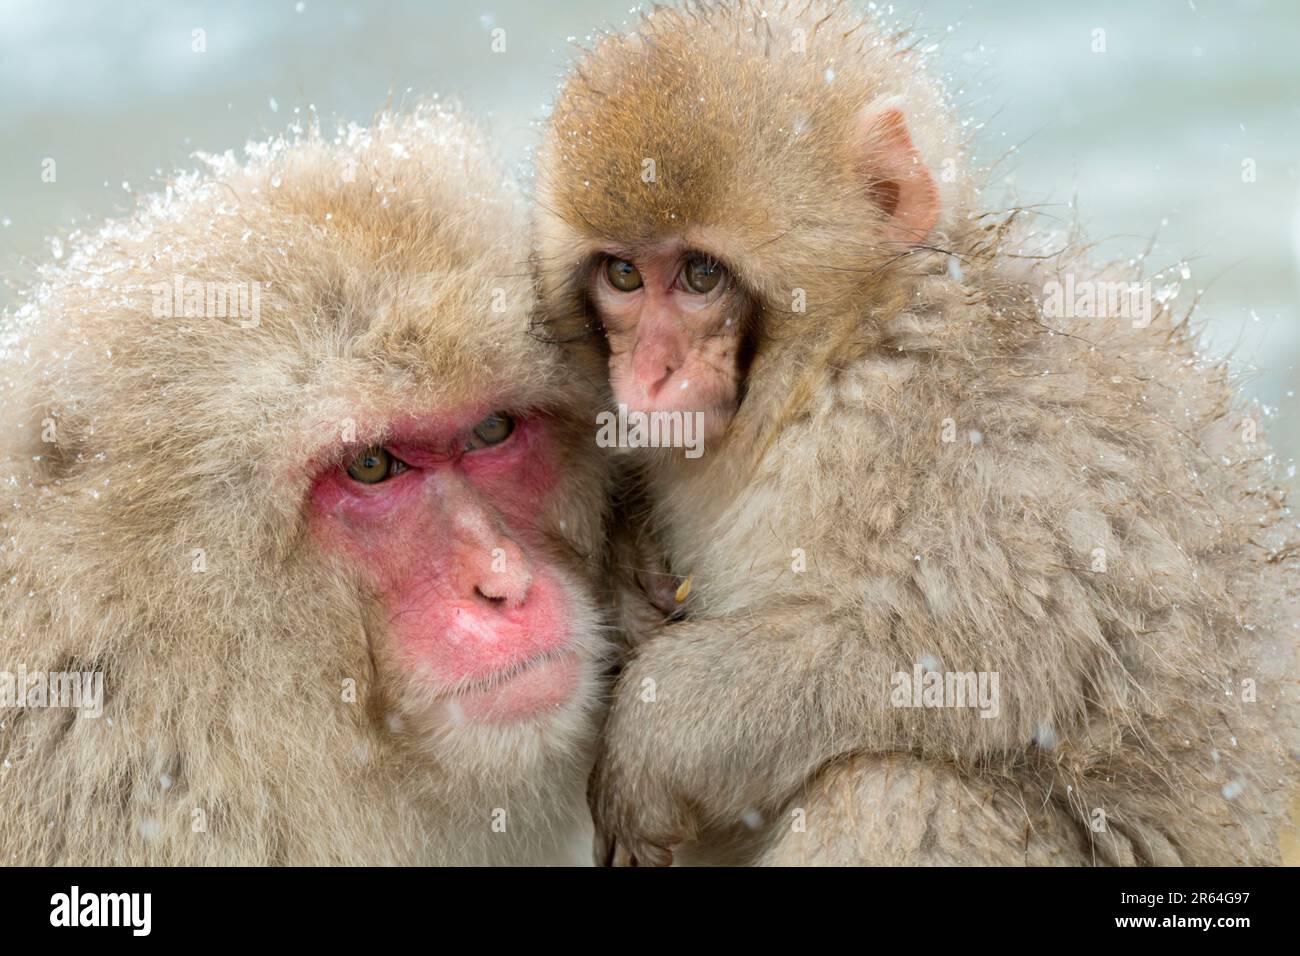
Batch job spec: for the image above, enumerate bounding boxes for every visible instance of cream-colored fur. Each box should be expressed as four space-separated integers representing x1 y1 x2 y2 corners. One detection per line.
0 105 610 864
534 1 1299 864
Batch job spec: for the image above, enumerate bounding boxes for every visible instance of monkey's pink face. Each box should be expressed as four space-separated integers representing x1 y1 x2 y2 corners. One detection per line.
590 244 745 441
307 407 590 726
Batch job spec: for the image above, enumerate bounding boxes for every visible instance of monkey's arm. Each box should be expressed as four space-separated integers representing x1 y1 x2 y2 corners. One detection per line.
590 610 911 866
756 754 1092 866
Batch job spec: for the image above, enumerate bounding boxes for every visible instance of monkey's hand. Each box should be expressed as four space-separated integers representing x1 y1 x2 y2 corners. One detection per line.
588 753 681 866
589 612 881 865
608 508 683 647
588 652 694 866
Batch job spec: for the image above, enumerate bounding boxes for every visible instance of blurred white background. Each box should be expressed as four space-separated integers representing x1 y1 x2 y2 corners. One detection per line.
1 0 1297 459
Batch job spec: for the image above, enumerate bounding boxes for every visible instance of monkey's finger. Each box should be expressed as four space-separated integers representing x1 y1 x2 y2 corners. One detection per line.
618 834 674 867
611 840 635 867
635 840 674 868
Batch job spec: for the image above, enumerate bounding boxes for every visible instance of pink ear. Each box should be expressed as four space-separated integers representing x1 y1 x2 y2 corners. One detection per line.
855 106 941 244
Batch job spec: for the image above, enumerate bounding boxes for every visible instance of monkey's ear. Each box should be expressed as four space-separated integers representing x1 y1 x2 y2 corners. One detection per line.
852 106 941 245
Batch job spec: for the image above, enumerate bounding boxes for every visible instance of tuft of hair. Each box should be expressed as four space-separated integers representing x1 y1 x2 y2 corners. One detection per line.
0 103 607 864
534 0 966 348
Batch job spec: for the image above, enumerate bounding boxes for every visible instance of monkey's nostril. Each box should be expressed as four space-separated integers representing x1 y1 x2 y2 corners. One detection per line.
473 567 533 609
646 366 675 398
474 585 508 606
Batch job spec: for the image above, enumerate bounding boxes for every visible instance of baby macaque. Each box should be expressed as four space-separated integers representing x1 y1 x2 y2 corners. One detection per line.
0 105 613 864
534 0 1299 865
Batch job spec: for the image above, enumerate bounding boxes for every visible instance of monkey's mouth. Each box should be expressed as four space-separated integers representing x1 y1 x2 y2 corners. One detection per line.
448 649 582 724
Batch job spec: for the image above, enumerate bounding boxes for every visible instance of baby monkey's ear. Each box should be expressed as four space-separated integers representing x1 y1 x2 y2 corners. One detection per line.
851 105 941 245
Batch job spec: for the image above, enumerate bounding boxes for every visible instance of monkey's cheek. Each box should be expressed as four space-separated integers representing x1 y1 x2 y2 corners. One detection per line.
699 403 739 442
454 651 583 724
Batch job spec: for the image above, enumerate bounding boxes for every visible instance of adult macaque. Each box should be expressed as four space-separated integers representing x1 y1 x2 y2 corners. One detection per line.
534 1 1299 865
0 106 611 864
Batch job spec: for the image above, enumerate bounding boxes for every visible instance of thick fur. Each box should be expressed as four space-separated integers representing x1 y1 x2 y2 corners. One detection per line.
534 0 1299 865
0 105 611 864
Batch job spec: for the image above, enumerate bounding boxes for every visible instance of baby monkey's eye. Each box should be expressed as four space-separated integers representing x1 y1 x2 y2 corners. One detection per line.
681 255 726 294
346 447 407 484
465 411 515 451
605 257 644 292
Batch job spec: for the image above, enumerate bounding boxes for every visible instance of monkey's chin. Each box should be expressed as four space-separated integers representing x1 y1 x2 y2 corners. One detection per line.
448 650 583 725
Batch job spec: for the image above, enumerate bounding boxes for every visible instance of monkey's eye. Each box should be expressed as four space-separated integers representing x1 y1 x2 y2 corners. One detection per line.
681 255 726 295
345 446 406 484
605 257 644 292
465 412 515 451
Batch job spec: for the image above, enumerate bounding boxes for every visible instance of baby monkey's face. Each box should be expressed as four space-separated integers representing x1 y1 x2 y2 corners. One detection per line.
588 241 747 442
